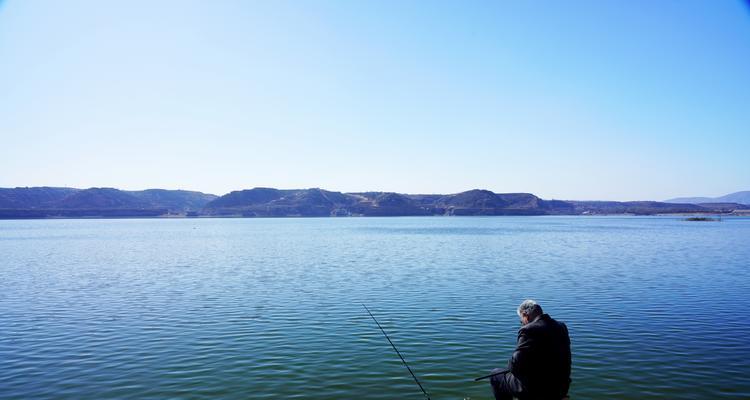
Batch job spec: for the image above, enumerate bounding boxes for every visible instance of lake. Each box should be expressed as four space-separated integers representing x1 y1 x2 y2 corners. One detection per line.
1 216 749 399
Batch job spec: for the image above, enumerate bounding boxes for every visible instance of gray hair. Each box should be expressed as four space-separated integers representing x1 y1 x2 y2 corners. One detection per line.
517 299 543 319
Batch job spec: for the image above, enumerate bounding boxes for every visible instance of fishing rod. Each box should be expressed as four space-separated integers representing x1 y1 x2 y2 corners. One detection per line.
362 304 431 400
474 368 509 381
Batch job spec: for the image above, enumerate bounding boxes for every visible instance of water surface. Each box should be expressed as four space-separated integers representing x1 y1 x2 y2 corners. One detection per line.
1 216 749 399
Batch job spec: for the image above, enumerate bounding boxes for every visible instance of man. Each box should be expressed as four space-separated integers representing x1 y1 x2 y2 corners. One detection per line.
490 300 571 400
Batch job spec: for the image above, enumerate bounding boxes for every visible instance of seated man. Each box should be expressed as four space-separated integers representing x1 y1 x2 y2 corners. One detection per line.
490 300 571 400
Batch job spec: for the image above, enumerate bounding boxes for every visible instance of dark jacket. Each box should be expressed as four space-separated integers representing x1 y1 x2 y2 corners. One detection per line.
508 313 571 399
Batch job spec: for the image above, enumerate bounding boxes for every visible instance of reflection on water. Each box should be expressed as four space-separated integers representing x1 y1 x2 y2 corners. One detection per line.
1 216 749 399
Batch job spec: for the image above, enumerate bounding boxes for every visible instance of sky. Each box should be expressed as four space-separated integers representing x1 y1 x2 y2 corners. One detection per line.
1 1 749 200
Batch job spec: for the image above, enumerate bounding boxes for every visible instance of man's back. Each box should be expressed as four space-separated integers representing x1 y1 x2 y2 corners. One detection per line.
509 313 571 399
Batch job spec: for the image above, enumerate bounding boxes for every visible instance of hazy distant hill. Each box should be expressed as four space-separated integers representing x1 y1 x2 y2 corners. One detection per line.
666 191 750 205
0 187 217 218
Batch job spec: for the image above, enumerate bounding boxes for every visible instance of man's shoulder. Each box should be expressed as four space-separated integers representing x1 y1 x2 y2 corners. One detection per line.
520 314 567 336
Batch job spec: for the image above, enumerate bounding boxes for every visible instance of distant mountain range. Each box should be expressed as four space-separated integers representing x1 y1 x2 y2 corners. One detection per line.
1 186 748 219
665 191 750 205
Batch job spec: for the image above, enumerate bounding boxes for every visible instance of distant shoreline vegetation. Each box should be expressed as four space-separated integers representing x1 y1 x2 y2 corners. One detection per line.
0 187 748 219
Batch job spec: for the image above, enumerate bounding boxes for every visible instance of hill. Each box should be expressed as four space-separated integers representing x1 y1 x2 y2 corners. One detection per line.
56 188 150 209
204 188 584 217
127 189 218 212
666 191 750 205
0 187 78 208
568 201 707 215
1 186 744 218
0 187 217 218
204 188 361 217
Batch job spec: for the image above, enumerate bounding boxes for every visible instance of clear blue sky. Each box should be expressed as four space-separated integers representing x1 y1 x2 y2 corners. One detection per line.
1 1 748 200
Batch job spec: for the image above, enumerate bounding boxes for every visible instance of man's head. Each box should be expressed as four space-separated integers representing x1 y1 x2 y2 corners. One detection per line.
517 299 543 326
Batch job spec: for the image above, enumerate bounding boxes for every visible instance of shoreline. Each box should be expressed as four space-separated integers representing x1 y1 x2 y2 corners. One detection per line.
0 212 747 221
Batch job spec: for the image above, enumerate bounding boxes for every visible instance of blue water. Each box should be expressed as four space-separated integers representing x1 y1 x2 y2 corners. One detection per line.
1 216 749 399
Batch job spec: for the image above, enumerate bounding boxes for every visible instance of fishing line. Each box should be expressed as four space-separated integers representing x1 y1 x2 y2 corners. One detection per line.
363 304 431 400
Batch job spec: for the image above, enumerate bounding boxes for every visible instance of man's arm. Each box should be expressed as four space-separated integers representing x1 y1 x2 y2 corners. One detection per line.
561 322 572 394
508 328 534 380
